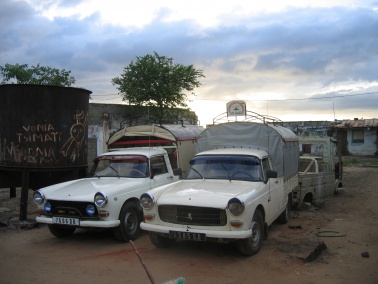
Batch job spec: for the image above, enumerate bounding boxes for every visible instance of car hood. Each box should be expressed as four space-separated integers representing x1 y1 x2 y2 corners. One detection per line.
40 177 149 202
156 179 265 208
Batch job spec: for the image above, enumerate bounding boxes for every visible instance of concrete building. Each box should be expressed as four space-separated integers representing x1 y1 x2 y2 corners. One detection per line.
331 118 378 156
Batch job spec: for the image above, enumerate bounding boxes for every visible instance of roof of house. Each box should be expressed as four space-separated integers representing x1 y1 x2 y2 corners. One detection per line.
332 118 378 128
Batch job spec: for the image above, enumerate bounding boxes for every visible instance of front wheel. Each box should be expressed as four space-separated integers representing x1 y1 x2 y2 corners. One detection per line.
113 202 142 242
149 232 176 248
48 225 76 238
236 210 264 256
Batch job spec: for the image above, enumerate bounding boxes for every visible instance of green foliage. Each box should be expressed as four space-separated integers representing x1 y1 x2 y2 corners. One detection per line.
112 52 204 123
0 63 75 86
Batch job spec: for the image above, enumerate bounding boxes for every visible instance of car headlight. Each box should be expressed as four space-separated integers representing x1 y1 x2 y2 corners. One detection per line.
33 190 45 205
86 204 96 215
44 202 52 212
140 193 154 209
94 192 108 208
227 198 245 216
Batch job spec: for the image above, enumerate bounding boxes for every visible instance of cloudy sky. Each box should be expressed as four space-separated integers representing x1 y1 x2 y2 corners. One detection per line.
1 0 378 126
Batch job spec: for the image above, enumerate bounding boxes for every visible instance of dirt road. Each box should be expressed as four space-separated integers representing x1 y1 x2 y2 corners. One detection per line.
1 166 378 284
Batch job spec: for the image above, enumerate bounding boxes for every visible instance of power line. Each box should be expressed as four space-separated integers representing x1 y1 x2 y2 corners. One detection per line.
190 91 378 102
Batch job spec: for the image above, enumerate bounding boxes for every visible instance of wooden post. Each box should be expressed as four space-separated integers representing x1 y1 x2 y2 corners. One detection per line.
19 169 30 221
10 187 16 198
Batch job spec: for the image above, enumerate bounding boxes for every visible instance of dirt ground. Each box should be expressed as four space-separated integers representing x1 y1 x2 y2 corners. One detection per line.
1 164 378 284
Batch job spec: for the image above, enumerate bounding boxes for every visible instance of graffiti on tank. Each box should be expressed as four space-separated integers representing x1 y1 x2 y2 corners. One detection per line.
5 110 87 165
60 110 88 162
7 124 62 164
16 124 62 143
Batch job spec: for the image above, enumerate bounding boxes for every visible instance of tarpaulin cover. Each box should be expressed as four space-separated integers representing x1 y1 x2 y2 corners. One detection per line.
196 122 299 178
108 124 204 145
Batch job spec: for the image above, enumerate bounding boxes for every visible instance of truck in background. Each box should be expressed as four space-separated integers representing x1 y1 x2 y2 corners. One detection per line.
140 121 300 256
292 136 343 208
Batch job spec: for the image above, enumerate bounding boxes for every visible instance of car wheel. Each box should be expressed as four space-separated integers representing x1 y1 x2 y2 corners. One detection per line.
277 194 291 224
149 232 176 248
48 225 76 238
236 209 264 256
113 202 142 242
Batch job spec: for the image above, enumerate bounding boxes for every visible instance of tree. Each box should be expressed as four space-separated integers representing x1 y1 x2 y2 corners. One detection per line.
0 63 75 86
112 52 204 124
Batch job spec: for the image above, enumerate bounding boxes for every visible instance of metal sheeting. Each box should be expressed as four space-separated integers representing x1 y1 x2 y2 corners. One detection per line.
196 122 299 178
108 124 204 145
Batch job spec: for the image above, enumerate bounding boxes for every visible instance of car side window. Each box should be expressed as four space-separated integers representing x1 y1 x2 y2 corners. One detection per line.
150 155 168 176
262 158 271 171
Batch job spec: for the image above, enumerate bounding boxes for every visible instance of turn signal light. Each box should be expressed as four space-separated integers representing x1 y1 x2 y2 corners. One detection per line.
230 220 243 228
99 210 109 218
143 213 155 221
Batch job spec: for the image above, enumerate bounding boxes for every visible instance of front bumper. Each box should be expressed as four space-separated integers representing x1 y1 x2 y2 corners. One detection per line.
36 216 120 228
140 222 252 239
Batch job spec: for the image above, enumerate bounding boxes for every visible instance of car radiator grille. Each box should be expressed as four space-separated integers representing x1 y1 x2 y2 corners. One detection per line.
158 205 227 226
46 200 99 219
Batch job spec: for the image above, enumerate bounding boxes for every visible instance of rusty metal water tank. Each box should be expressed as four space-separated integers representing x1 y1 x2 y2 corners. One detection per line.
0 85 92 221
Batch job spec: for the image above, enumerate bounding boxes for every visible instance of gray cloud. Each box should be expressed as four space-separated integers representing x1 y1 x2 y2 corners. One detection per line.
1 0 377 122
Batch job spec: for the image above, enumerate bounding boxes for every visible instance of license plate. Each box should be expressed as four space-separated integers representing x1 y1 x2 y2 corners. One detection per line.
169 230 206 241
52 217 80 226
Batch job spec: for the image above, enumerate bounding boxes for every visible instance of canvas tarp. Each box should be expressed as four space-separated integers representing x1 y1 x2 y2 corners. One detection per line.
196 122 299 178
108 124 204 146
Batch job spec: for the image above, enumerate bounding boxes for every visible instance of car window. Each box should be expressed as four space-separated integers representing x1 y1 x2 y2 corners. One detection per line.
94 155 148 178
186 155 262 182
150 155 168 176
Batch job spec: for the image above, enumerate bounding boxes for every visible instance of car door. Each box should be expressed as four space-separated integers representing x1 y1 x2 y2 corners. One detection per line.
149 154 175 189
263 157 282 224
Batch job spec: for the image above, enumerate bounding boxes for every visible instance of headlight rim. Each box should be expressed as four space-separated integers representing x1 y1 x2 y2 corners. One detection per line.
33 190 45 205
94 192 108 208
140 193 154 210
227 197 245 216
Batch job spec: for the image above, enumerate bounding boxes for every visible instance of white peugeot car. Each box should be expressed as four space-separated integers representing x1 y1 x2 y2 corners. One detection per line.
33 148 181 241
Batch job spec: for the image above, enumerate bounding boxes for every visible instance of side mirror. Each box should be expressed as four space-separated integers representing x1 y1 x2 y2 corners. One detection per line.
150 165 160 179
150 168 155 179
173 168 182 177
265 170 277 183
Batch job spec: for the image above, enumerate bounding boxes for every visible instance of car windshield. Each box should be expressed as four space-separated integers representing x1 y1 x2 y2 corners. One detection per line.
93 155 148 178
185 155 263 182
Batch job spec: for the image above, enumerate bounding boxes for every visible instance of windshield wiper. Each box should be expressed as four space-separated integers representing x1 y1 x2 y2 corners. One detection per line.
220 163 231 182
108 165 120 178
190 166 204 179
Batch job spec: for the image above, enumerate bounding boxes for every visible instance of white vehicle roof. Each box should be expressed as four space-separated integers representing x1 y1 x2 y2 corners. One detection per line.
99 147 166 158
195 148 268 160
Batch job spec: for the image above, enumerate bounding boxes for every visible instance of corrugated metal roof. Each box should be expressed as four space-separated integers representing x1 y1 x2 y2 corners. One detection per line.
333 118 378 128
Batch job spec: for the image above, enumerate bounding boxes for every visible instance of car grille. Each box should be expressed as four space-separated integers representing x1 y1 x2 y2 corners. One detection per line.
158 205 227 226
46 200 99 219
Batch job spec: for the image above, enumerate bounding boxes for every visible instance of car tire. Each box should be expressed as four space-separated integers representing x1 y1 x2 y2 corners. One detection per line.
236 209 264 256
113 201 142 242
48 225 76 238
277 194 291 224
149 232 176 248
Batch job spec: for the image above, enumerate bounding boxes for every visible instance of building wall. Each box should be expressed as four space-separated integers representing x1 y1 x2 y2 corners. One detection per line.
281 121 333 136
347 129 377 155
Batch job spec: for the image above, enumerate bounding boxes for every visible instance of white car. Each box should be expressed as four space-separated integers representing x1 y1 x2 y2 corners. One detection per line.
33 148 181 241
140 148 293 256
